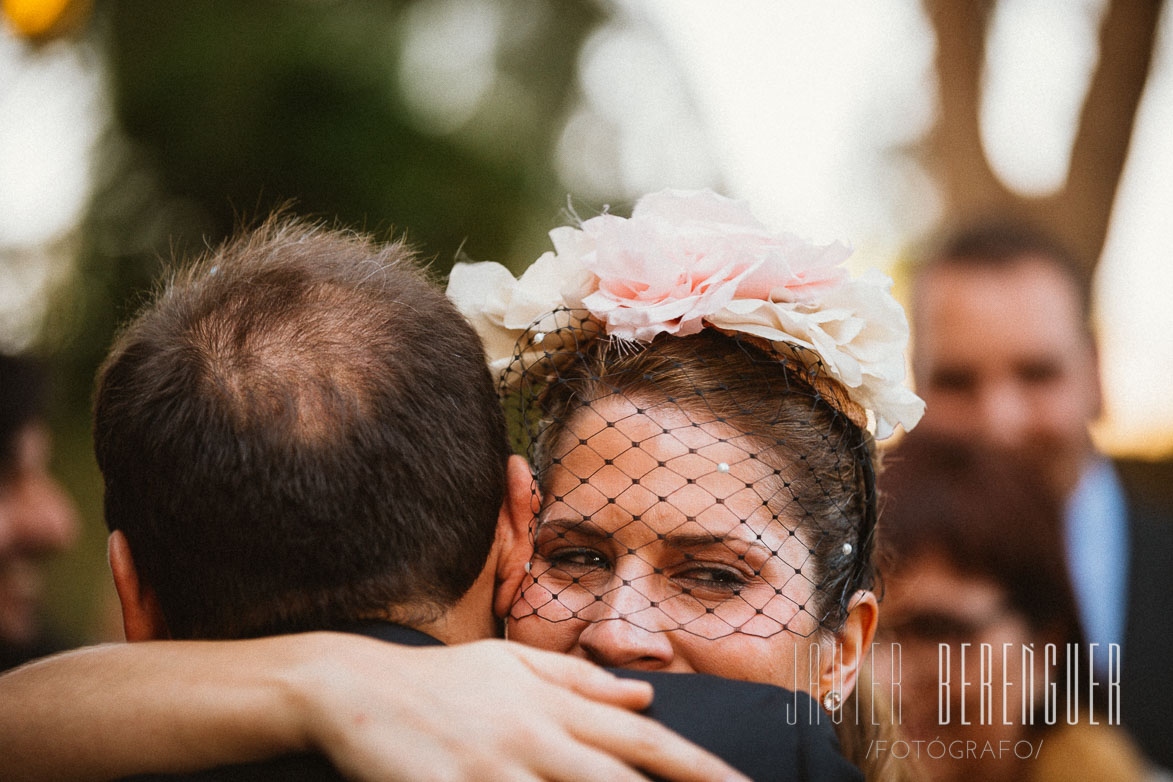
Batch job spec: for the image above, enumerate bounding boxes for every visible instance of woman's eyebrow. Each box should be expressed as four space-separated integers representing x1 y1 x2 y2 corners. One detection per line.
659 530 774 559
535 517 611 539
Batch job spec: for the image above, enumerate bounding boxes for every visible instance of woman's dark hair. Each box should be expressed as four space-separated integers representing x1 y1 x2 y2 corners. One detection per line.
878 432 1081 641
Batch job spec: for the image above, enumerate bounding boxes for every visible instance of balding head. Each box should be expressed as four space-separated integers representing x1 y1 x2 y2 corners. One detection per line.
95 218 510 639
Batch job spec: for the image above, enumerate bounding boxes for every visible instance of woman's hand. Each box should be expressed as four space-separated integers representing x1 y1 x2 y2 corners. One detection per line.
288 634 747 782
0 634 748 782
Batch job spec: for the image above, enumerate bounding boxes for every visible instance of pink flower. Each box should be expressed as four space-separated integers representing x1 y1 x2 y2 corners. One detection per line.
445 188 924 439
570 190 849 341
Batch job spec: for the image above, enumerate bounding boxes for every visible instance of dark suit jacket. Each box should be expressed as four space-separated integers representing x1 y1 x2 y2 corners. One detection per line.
124 621 862 782
616 668 863 782
0 630 69 674
1116 460 1173 768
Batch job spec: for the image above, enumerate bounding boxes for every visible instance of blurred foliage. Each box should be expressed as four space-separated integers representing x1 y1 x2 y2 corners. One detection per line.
38 0 618 641
54 0 611 406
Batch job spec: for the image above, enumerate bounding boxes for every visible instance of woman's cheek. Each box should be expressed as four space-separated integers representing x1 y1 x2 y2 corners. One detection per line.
506 614 582 654
684 633 813 692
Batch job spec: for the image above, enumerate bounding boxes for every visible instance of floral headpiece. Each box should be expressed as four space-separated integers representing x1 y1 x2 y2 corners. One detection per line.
447 188 923 439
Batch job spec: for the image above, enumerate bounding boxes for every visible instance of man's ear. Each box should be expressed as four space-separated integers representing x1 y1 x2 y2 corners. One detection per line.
493 455 538 620
818 590 879 705
107 530 169 641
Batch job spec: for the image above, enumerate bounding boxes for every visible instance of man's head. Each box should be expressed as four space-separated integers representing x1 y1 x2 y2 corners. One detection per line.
96 218 529 641
0 354 79 649
911 222 1101 499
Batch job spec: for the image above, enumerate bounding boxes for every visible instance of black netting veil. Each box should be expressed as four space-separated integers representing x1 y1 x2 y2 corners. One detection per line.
504 308 878 642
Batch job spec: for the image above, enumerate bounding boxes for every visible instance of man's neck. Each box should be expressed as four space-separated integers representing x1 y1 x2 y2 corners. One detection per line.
412 603 496 645
400 562 500 645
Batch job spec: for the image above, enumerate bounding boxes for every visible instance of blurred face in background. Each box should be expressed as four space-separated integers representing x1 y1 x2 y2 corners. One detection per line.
912 256 1101 499
0 422 79 645
874 552 1047 782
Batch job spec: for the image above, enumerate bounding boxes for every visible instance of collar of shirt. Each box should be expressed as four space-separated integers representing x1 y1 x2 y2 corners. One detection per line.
1064 457 1129 661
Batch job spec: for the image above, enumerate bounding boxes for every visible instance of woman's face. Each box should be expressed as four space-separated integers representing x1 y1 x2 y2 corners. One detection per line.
506 395 834 693
873 554 1040 782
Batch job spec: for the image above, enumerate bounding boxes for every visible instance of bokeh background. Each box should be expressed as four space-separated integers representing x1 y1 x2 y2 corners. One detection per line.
2 0 1171 645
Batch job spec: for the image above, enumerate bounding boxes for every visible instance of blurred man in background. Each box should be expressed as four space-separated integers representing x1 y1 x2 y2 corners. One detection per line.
909 222 1173 767
0 353 79 671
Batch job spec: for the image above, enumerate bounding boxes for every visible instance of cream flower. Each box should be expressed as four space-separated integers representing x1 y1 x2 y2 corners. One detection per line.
446 252 593 378
446 189 923 439
706 270 923 439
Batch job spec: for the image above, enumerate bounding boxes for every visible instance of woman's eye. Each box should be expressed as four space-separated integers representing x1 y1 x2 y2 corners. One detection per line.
674 566 748 592
547 548 609 571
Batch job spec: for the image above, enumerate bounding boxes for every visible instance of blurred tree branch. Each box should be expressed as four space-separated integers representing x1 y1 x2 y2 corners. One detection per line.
923 0 1163 275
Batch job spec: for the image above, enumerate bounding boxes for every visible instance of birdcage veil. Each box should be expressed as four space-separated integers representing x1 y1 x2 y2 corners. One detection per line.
496 308 877 639
447 189 922 642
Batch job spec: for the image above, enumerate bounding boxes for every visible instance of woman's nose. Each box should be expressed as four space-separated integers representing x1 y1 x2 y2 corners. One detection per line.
576 577 675 669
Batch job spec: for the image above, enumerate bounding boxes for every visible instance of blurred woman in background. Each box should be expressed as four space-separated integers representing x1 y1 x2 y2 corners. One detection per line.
874 433 1162 782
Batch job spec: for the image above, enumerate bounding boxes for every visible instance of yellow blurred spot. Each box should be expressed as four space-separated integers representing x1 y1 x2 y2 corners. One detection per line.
3 0 89 40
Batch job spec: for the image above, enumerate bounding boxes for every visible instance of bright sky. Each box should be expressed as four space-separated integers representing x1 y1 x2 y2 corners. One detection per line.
1 0 1170 454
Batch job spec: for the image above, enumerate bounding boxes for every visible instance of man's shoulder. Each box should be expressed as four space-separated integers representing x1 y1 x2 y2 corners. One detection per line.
614 670 863 782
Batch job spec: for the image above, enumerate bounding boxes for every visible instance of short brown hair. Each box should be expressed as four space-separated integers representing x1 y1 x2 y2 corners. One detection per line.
878 432 1079 639
917 219 1092 324
94 217 510 639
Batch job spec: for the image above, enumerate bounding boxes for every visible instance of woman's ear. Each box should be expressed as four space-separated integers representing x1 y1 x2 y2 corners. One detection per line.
107 530 169 641
493 455 538 619
818 589 879 705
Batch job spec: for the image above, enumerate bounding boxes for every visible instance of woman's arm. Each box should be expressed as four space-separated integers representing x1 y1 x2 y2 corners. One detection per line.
0 634 746 782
